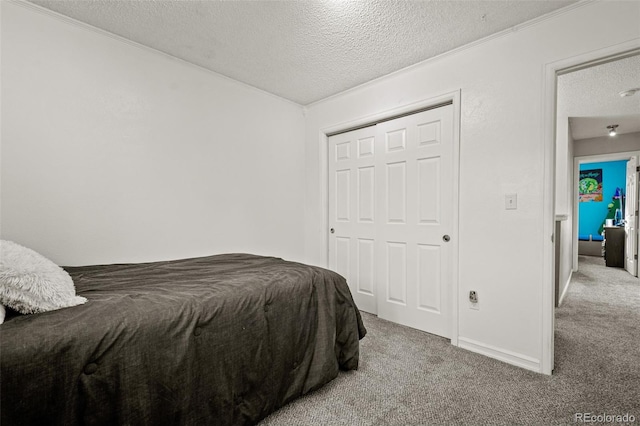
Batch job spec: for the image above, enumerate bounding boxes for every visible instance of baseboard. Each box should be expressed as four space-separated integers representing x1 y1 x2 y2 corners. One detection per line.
558 270 573 307
458 337 541 373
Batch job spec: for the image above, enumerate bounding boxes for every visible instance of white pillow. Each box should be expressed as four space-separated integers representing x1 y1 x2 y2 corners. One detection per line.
0 240 87 315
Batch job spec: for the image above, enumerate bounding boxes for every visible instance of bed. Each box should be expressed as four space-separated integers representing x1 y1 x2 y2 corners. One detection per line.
578 233 604 257
0 252 366 426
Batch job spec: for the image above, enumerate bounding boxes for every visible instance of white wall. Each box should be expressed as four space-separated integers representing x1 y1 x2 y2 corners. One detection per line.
303 1 640 371
1 2 306 266
557 122 574 305
556 119 571 215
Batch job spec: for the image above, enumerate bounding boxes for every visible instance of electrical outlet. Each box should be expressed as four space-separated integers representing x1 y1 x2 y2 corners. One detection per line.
469 290 479 310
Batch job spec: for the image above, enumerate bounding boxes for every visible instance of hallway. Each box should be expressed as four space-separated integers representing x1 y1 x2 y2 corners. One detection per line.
554 255 640 417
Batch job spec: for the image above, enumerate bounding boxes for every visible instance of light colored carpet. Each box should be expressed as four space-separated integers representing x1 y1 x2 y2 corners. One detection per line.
260 256 640 425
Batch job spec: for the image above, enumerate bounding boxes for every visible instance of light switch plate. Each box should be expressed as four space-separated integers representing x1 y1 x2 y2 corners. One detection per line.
505 193 517 210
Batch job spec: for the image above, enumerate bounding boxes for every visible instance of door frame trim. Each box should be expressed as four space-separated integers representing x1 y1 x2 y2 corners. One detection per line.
319 90 461 346
542 40 640 375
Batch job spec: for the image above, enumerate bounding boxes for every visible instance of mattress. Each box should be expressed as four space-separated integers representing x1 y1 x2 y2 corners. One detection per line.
0 253 366 425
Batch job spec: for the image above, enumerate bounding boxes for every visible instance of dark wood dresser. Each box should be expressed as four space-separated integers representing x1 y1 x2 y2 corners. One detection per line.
604 226 625 268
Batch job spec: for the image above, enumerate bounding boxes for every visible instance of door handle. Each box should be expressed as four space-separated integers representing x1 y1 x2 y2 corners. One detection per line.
330 228 335 234
443 235 450 242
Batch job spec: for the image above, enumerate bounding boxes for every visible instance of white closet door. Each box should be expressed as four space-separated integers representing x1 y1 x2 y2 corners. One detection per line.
375 105 454 338
625 157 637 276
328 104 455 338
328 126 378 314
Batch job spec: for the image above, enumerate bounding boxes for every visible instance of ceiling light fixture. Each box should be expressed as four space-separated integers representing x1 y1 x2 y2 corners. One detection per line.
619 88 640 97
607 124 619 137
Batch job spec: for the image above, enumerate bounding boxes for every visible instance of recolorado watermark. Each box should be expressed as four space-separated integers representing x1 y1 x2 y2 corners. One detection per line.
575 413 636 423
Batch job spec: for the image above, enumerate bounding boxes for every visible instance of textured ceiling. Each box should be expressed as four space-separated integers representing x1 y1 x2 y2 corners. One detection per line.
558 54 640 141
28 0 576 105
569 115 640 141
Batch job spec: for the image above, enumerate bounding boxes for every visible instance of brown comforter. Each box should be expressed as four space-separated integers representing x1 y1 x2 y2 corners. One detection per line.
0 253 366 425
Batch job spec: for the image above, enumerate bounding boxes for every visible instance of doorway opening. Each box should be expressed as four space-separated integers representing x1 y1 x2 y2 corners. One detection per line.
549 49 640 374
575 154 640 278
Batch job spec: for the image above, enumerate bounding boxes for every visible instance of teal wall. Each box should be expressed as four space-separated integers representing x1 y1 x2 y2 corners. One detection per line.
579 160 626 237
